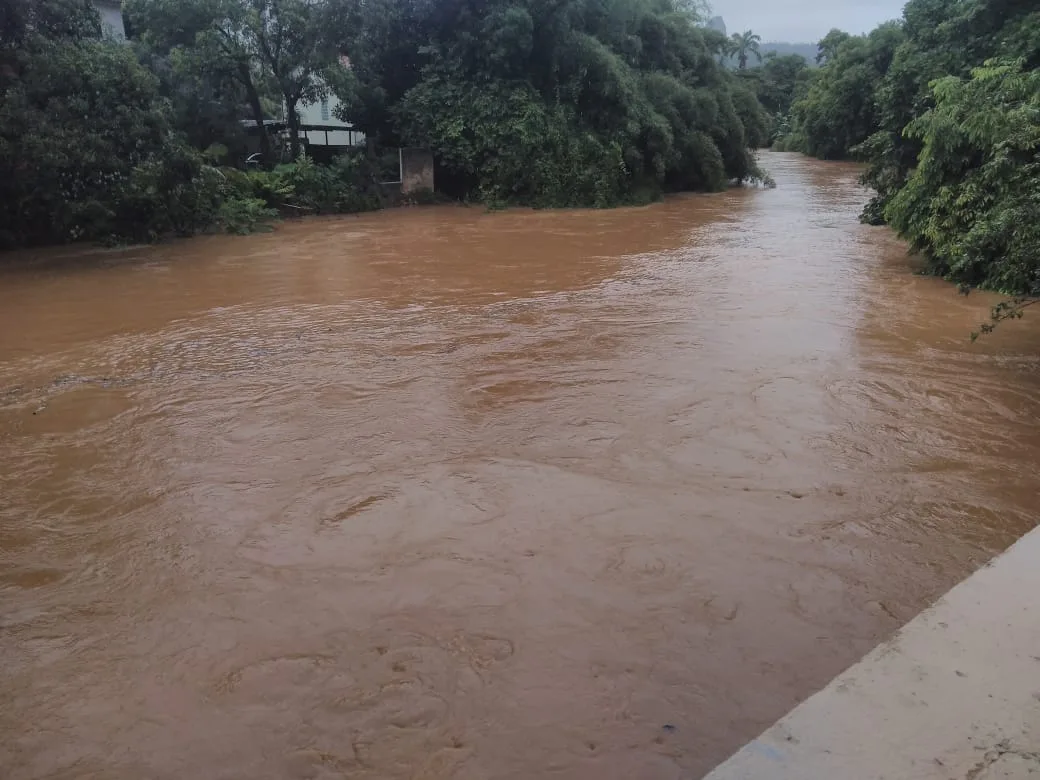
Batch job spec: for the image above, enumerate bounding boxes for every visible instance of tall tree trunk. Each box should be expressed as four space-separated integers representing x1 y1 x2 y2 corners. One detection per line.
240 64 272 162
286 96 302 160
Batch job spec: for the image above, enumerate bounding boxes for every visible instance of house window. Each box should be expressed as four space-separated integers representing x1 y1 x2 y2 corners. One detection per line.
320 99 330 121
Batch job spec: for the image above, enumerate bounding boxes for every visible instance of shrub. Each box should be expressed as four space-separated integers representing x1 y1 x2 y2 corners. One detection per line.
0 33 223 246
217 197 278 235
241 154 381 215
240 169 296 209
886 61 1040 296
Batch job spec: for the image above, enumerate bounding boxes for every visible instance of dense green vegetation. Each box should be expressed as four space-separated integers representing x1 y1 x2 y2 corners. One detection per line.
335 0 771 206
6 0 1036 325
1 0 216 246
734 52 811 142
0 0 772 247
0 0 377 246
776 0 1040 305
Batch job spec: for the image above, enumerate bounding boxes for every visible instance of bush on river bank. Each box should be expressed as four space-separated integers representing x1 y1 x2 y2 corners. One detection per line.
0 3 217 247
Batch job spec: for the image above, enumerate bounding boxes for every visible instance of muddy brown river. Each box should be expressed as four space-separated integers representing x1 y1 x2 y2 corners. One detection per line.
2 152 1039 779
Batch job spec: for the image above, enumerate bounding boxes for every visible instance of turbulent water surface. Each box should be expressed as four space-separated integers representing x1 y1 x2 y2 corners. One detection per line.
2 152 1039 779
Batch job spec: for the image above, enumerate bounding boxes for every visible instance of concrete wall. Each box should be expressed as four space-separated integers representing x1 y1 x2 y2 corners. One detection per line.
400 148 434 194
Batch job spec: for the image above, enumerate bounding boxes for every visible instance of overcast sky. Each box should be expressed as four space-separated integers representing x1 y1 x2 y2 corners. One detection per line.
712 0 906 42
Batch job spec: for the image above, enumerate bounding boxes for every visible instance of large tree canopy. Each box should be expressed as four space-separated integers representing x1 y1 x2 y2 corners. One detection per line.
338 0 769 205
887 61 1040 295
126 0 351 159
0 0 220 246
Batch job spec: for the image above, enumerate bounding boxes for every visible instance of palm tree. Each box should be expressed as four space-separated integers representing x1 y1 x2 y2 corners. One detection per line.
706 30 736 65
731 30 762 70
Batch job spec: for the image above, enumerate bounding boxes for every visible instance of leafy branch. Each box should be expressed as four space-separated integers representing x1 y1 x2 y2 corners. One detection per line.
970 296 1040 342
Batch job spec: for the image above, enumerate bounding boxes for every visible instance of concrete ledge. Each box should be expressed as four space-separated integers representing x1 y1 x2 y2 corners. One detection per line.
704 526 1040 780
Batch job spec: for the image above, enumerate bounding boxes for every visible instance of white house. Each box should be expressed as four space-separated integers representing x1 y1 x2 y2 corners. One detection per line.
93 0 126 40
295 93 365 148
291 57 365 149
89 2 361 151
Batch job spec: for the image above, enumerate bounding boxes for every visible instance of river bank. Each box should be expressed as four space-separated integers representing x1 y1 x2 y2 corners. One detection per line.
0 179 742 270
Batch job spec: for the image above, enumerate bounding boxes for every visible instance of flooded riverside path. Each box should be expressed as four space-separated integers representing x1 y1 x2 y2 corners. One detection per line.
2 152 1040 780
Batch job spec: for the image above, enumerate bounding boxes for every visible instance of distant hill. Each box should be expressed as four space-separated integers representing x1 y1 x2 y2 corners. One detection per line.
760 42 818 63
704 17 818 67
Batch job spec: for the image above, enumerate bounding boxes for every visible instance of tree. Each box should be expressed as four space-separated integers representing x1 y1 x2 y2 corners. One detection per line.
730 29 761 69
243 0 349 158
0 0 220 246
376 0 769 204
859 0 1039 223
322 0 433 149
774 0 1040 325
783 22 904 159
886 60 1040 296
2 0 780 249
124 2 252 160
815 28 850 64
0 0 101 56
127 0 350 160
674 0 711 16
126 0 276 160
755 53 810 115
702 28 734 65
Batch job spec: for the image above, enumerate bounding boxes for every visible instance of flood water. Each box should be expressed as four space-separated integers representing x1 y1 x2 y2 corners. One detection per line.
2 152 1039 780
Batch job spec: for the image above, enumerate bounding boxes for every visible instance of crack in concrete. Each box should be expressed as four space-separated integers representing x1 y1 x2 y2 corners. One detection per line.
963 741 1040 780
